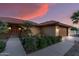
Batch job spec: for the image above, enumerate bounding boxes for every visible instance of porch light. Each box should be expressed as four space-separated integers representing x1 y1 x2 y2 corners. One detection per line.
18 28 21 30
56 27 59 36
8 27 11 30
56 27 59 33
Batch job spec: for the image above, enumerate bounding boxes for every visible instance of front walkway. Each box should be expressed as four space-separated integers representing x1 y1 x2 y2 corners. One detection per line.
0 36 26 56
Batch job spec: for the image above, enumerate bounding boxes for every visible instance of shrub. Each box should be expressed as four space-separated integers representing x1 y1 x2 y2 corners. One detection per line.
20 35 62 54
24 36 37 53
36 36 48 49
44 36 52 45
51 36 62 43
56 36 62 42
0 21 9 33
36 36 62 49
24 37 33 51
21 38 25 45
0 41 5 52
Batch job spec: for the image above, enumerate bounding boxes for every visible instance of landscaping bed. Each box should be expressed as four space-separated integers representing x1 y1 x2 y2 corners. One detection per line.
0 32 10 41
19 36 62 54
0 32 10 53
0 40 6 53
0 21 10 53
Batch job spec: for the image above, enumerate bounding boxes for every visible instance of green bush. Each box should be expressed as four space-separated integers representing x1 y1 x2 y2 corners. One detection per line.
0 21 9 33
50 36 62 43
44 36 52 45
51 36 56 43
36 36 48 49
0 41 5 52
21 38 25 45
56 36 62 42
20 35 62 54
24 37 33 51
24 36 37 53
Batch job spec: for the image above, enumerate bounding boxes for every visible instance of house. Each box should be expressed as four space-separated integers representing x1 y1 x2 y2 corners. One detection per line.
0 17 72 37
30 20 72 37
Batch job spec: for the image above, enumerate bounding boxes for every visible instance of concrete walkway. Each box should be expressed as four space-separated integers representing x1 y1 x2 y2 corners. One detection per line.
28 37 79 56
0 37 26 56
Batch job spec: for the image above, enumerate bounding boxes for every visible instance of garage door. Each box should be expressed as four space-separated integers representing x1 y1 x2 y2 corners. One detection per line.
59 27 68 36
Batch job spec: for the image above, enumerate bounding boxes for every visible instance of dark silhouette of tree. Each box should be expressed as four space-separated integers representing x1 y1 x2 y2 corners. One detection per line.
71 11 79 35
22 21 37 37
0 21 8 33
71 11 79 24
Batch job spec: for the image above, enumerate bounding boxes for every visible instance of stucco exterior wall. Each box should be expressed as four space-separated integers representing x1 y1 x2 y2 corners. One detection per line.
30 25 70 37
68 28 72 36
30 26 40 36
40 26 56 36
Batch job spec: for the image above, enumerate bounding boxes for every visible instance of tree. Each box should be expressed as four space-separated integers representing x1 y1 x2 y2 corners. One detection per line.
0 21 8 33
22 21 37 37
71 11 79 35
71 11 79 24
71 27 78 34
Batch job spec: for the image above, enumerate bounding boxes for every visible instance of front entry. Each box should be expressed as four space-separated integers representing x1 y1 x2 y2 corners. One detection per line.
9 23 21 37
11 27 19 37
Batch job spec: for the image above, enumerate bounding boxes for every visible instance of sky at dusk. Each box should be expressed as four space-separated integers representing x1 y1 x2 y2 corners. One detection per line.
0 3 79 27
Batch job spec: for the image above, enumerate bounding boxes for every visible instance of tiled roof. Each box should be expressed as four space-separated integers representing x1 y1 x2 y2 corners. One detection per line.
39 20 58 26
0 17 72 27
38 20 72 27
0 17 24 23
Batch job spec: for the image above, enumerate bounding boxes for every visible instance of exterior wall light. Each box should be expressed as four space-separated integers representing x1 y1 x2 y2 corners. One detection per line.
56 28 59 33
56 26 59 36
8 27 11 30
18 28 21 30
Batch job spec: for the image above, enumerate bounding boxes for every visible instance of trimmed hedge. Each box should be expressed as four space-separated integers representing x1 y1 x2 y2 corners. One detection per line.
0 41 6 52
20 36 62 54
36 37 48 49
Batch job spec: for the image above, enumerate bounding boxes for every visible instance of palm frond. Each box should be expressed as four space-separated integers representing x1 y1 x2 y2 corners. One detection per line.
71 10 79 24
